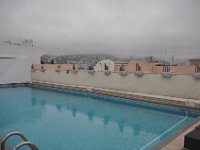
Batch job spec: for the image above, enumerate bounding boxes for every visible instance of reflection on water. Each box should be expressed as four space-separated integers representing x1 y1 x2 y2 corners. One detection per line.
72 107 77 117
56 104 62 112
31 89 132 133
30 88 191 136
103 115 110 126
87 111 94 121
31 96 46 108
41 100 46 108
31 97 36 106
118 120 125 133
133 124 140 136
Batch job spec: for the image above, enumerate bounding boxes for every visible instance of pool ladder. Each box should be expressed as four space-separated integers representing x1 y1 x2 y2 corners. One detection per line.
0 131 39 150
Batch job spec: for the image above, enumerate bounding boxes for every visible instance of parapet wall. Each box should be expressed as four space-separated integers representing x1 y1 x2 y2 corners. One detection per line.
0 56 31 84
32 70 200 100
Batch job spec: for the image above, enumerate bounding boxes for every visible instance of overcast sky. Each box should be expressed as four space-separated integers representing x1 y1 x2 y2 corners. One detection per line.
0 0 200 58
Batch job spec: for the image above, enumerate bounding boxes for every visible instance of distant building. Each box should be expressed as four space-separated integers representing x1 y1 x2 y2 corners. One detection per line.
37 56 200 74
80 64 90 70
125 59 196 74
94 59 115 72
126 60 160 73
114 61 129 72
32 64 80 70
189 58 200 65
48 56 57 64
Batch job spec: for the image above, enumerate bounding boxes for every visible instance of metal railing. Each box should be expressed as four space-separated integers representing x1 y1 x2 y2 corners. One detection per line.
1 131 38 150
13 141 38 150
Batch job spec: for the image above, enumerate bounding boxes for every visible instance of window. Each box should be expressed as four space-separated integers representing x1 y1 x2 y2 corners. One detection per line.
119 65 125 71
195 64 200 73
105 64 109 70
136 63 141 71
163 64 170 72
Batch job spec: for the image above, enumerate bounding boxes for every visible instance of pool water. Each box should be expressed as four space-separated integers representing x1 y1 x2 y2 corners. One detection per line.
0 86 200 150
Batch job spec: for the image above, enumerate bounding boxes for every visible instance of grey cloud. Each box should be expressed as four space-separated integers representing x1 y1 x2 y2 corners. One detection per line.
0 0 200 58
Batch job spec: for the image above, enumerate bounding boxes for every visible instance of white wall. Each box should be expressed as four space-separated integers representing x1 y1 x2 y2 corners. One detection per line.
32 70 200 100
0 44 43 84
0 56 31 84
94 59 115 72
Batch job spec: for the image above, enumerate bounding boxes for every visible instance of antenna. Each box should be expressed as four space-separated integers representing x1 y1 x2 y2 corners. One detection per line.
18 33 21 45
171 56 174 65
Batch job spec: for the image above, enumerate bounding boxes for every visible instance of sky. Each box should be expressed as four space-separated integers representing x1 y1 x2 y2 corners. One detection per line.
0 0 200 58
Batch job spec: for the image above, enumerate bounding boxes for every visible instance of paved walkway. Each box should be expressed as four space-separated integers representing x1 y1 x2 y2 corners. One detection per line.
161 119 200 150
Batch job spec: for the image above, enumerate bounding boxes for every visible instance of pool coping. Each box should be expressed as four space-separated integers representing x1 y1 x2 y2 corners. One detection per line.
152 116 200 150
31 81 200 110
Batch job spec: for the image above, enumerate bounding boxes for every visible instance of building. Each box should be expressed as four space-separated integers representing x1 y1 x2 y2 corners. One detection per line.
94 60 130 72
114 61 129 72
94 59 115 72
94 59 196 74
0 43 43 84
32 64 80 70
189 58 200 65
126 59 196 74
126 60 160 73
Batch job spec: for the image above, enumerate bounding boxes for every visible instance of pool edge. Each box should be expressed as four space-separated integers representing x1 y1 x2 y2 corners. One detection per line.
157 116 200 150
31 81 200 110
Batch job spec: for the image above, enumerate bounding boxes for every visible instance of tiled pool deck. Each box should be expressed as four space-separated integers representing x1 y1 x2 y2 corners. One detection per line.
161 118 200 150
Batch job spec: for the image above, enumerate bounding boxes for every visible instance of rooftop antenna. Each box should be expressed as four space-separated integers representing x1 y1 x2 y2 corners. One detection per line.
171 55 174 65
18 33 21 45
163 48 166 64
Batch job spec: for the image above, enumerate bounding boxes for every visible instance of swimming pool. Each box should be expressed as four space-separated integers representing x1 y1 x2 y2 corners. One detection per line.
0 85 200 150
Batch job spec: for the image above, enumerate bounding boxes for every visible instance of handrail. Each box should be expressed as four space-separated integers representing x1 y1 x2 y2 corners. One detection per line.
0 131 38 150
13 141 38 150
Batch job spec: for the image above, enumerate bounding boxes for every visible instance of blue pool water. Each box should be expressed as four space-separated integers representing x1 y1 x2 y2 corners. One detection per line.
0 86 200 150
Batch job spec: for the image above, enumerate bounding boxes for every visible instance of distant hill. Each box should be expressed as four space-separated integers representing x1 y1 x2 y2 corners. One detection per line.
41 54 189 66
41 54 120 66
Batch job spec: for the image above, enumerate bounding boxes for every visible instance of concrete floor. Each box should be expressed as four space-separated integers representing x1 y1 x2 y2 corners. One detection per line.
161 119 200 150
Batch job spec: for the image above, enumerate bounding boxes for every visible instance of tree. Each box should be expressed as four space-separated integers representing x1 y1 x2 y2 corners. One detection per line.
88 66 94 70
41 59 45 64
51 60 54 64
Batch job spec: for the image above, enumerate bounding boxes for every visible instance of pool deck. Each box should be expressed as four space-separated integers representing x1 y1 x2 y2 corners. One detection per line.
161 118 200 150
